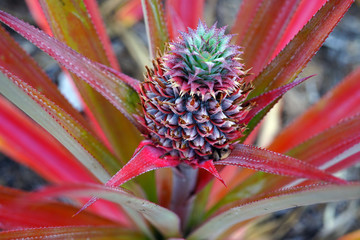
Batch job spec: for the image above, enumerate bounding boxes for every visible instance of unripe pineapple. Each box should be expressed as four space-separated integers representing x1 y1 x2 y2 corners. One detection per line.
140 22 252 164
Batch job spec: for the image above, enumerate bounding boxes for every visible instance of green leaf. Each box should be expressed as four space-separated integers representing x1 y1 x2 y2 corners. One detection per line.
141 0 169 57
0 72 112 183
212 114 360 212
188 183 360 240
31 183 182 238
37 0 143 161
0 24 89 130
0 95 97 184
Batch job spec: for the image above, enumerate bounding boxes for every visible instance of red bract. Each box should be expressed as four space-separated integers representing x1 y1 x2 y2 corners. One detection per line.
0 0 359 239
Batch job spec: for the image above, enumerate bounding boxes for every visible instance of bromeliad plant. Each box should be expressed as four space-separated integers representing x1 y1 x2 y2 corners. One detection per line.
0 0 359 239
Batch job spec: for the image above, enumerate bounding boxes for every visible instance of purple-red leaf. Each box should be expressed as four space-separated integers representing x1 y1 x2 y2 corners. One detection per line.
83 0 121 71
0 73 115 182
215 144 346 184
243 75 312 125
0 10 145 137
0 186 118 229
231 0 302 80
0 25 89 129
0 95 96 184
36 0 142 160
271 0 327 59
141 0 169 57
198 161 225 186
79 142 180 213
249 0 354 98
269 67 360 153
166 0 204 39
287 114 360 169
0 226 143 240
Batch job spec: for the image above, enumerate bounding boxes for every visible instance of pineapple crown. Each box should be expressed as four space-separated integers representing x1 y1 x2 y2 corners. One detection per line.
140 21 252 163
164 21 247 97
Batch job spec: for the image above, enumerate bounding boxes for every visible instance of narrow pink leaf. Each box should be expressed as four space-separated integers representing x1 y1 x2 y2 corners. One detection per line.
106 143 180 188
166 0 204 39
230 0 263 45
37 0 142 160
249 0 354 98
165 3 186 40
141 0 169 57
232 0 302 81
211 115 360 211
25 0 52 34
198 161 225 186
243 75 312 126
0 96 96 184
0 10 145 133
287 114 360 168
0 186 118 229
30 183 181 238
269 67 360 153
0 226 143 240
271 0 327 59
83 0 121 71
215 144 346 184
1 72 116 182
96 62 142 93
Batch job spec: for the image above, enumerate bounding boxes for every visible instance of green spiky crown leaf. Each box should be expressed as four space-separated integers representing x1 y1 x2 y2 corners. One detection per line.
140 22 252 163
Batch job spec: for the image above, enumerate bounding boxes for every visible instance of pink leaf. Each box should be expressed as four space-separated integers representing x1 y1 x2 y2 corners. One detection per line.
31 183 181 238
24 0 52 35
106 143 180 188
215 144 346 184
83 0 121 71
166 0 204 39
79 142 181 213
271 0 327 59
141 0 169 57
198 161 225 187
0 10 145 133
232 0 302 80
0 186 119 229
0 96 96 184
243 75 313 124
0 226 143 239
269 67 360 153
287 114 360 169
249 0 354 98
0 25 89 129
189 183 360 240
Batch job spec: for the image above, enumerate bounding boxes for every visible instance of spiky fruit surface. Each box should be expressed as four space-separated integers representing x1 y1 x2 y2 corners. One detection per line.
140 22 252 163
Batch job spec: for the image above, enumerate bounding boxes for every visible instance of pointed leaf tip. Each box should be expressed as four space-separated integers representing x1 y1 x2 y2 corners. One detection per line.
199 160 226 187
79 142 181 212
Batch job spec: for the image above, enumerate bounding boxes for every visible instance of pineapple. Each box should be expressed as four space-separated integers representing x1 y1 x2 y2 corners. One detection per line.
140 22 252 163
